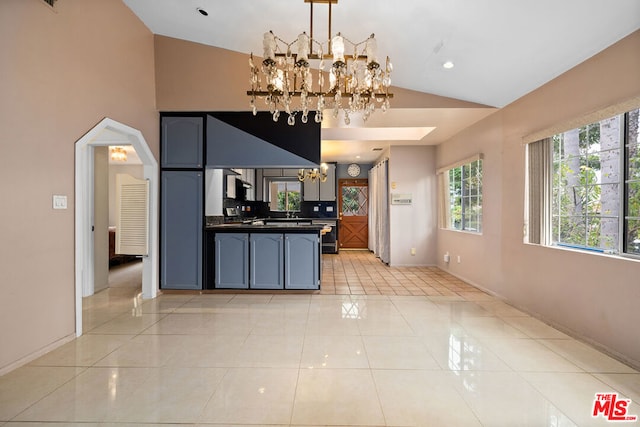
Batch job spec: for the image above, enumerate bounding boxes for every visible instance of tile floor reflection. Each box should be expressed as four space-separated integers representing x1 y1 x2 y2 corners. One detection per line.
1 255 639 426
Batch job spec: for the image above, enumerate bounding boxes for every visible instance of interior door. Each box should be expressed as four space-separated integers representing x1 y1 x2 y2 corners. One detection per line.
338 179 369 249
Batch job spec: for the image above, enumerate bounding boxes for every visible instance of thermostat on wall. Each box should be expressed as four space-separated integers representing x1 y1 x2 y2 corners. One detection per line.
391 193 412 205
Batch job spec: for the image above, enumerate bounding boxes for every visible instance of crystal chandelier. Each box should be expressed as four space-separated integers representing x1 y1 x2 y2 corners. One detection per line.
248 0 393 126
298 163 328 182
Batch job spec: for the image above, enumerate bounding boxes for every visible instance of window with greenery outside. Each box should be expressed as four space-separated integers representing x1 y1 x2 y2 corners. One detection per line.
448 159 483 232
341 186 368 216
551 108 639 255
269 181 301 212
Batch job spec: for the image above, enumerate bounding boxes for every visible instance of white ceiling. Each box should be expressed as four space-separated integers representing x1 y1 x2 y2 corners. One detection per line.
123 0 640 163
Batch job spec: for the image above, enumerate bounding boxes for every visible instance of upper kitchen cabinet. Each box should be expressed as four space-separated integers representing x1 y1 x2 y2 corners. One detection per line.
303 163 336 201
255 169 263 201
205 169 223 216
282 168 300 177
161 116 204 168
262 168 283 177
242 169 255 201
319 163 336 200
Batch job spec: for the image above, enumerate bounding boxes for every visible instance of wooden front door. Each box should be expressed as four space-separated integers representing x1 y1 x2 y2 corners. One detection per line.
338 179 369 249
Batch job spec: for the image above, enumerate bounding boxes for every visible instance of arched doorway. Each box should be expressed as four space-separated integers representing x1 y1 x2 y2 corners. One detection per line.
74 118 159 336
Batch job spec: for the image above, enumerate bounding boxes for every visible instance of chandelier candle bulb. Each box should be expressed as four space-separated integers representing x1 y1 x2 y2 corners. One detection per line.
263 31 277 63
296 32 310 64
331 34 345 64
365 35 378 66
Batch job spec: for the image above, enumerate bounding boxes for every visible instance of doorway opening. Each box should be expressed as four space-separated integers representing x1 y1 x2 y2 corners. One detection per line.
75 118 159 337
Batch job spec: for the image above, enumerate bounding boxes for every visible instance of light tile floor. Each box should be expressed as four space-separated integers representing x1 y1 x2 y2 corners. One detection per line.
1 254 639 426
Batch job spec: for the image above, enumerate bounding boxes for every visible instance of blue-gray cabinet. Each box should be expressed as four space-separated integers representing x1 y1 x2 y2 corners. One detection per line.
285 233 320 289
208 230 321 290
161 171 202 290
214 233 249 289
250 233 284 289
161 116 203 168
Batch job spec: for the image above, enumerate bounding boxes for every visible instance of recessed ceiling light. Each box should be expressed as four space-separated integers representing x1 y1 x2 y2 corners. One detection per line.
356 155 361 159
197 7 208 16
443 61 454 69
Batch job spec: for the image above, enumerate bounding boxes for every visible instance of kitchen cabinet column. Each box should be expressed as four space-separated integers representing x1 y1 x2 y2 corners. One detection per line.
160 114 205 290
161 171 203 289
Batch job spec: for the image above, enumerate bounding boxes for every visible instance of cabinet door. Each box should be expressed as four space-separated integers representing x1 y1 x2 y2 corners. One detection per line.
250 234 284 289
244 169 255 201
161 116 203 168
303 179 319 201
214 233 249 289
284 233 320 289
226 175 236 198
161 171 202 289
255 169 263 201
205 169 223 216
319 163 336 201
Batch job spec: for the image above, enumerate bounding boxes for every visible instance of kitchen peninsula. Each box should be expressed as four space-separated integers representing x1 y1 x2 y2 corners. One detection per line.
160 112 326 291
205 222 325 290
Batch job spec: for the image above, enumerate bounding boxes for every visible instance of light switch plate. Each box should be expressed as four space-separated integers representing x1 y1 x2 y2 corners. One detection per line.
326 206 334 212
53 195 67 210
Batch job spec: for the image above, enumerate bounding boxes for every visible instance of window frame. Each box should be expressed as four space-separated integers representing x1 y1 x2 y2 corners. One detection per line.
624 110 640 256
440 157 483 234
266 178 301 212
529 108 640 259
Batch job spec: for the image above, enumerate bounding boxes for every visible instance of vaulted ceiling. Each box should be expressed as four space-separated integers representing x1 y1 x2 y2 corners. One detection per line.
123 0 640 162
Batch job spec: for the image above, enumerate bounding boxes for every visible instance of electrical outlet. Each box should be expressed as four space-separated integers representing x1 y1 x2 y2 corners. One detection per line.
444 253 450 263
410 248 416 256
457 255 461 263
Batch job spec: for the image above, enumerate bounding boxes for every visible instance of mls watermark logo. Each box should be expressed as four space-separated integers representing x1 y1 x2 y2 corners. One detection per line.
592 393 638 422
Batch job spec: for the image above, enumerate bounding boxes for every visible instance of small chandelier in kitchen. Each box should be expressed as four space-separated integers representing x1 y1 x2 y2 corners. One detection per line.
248 0 393 126
298 163 328 182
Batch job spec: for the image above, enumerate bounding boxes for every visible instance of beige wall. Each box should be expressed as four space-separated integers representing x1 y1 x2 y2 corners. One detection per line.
0 0 157 372
388 146 438 266
436 30 640 367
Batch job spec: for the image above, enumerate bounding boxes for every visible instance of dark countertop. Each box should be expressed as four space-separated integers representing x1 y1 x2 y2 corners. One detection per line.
252 217 339 222
207 223 326 233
